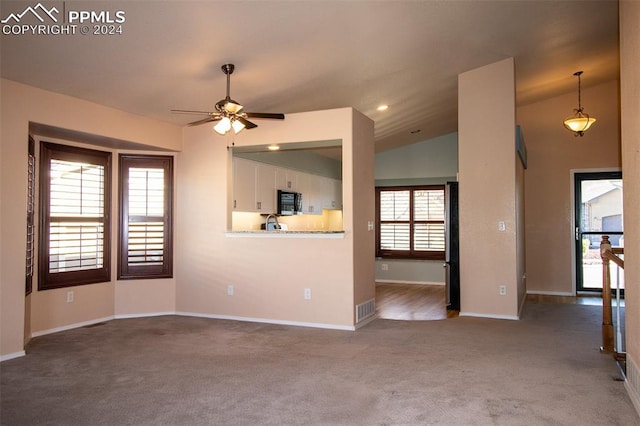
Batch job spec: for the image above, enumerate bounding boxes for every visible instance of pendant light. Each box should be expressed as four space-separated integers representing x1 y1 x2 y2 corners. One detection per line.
563 71 596 137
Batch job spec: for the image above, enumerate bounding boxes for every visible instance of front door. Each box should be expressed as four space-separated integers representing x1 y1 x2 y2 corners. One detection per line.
574 171 623 293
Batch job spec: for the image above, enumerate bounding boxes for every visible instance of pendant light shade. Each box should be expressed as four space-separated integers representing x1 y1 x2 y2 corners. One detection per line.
563 112 596 135
563 71 596 137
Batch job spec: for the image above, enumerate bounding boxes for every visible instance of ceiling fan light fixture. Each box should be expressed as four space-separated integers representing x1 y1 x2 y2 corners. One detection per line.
214 117 232 135
232 118 245 134
563 71 596 137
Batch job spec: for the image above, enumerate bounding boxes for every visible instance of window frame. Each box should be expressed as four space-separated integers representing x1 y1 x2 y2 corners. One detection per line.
375 185 446 261
38 142 112 290
118 154 174 280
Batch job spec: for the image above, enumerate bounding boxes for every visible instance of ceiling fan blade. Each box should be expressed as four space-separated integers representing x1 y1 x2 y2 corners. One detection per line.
236 116 258 129
245 112 285 120
187 117 220 126
171 109 213 115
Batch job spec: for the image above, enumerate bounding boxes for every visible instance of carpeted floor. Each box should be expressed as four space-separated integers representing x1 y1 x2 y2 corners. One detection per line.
1 301 638 425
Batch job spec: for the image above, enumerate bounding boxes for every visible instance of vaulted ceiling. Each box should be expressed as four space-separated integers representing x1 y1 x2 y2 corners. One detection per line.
0 1 620 152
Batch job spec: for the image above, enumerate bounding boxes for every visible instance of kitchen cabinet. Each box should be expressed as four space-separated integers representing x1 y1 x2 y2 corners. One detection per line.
233 158 257 212
234 158 341 214
255 163 276 212
323 177 342 210
303 175 342 215
233 158 276 212
276 168 299 192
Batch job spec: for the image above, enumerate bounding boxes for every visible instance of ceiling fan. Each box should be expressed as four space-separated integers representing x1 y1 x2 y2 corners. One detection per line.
172 63 285 135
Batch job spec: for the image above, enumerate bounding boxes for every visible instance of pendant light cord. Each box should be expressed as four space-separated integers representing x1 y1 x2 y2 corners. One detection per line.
574 71 583 112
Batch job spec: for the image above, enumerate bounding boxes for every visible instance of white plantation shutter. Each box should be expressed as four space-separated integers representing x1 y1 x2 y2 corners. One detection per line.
39 143 111 289
414 189 445 251
127 168 165 266
376 186 445 259
26 137 35 294
49 160 106 272
119 155 173 279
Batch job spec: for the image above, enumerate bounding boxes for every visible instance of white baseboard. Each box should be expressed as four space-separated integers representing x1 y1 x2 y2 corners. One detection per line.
26 310 357 348
0 350 26 362
625 356 640 418
176 311 356 331
459 311 519 321
31 315 115 338
376 280 445 286
115 311 175 319
526 290 575 296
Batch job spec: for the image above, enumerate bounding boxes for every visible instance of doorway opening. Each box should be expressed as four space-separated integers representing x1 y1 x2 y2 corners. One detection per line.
573 171 623 294
375 283 457 320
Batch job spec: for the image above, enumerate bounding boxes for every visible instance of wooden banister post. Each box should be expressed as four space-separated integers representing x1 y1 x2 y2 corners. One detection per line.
600 235 614 353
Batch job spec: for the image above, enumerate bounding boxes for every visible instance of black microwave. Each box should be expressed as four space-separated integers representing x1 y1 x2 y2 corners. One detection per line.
277 190 303 215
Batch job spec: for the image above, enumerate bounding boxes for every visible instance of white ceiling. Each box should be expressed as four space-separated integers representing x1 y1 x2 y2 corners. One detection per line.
0 1 620 152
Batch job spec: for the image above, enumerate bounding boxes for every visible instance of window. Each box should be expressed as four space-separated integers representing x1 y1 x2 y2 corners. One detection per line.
376 186 445 260
118 155 173 279
39 142 111 290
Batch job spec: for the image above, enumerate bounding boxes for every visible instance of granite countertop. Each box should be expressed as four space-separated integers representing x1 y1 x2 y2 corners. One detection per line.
225 230 345 238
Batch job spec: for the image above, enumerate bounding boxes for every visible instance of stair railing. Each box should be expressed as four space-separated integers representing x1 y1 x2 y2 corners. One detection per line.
599 235 624 358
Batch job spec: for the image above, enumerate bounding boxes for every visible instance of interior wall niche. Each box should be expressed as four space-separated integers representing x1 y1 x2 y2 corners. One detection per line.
230 139 344 231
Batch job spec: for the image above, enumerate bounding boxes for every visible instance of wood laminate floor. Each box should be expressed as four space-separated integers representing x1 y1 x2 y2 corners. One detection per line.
375 283 458 321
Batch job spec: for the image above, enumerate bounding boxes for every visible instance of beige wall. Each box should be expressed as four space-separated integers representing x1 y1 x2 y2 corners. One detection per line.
620 0 640 412
351 109 376 316
175 108 374 328
517 80 620 295
458 58 520 319
0 79 182 358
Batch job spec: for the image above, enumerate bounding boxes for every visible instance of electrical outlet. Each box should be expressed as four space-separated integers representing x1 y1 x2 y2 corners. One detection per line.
498 221 506 232
381 263 389 271
304 288 312 300
499 285 507 296
66 291 74 303
227 284 234 296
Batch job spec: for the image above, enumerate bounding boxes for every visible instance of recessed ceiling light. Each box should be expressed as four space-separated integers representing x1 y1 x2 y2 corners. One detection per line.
376 105 389 111
268 145 280 151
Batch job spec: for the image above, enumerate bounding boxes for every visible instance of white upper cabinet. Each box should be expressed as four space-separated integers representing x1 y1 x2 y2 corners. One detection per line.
255 163 276 212
275 167 298 192
233 157 257 212
233 158 277 213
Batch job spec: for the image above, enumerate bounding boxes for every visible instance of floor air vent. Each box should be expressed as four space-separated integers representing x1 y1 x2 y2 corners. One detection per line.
356 299 376 323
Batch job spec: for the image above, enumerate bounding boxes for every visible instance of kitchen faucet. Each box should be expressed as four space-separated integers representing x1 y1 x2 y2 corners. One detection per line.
264 214 281 230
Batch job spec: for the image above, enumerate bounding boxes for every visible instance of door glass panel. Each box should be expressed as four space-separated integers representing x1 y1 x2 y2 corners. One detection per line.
576 174 623 291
